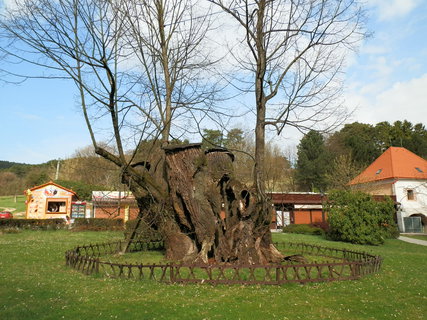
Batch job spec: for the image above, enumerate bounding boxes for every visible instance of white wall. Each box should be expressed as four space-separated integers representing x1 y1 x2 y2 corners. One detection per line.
393 179 427 217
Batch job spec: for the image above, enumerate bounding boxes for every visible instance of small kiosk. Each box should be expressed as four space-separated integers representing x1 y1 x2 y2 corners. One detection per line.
25 181 79 220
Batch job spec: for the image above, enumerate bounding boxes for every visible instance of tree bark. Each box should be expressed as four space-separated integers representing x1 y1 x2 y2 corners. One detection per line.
156 143 283 264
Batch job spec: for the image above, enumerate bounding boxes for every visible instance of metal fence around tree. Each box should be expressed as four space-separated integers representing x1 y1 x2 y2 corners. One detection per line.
65 240 382 285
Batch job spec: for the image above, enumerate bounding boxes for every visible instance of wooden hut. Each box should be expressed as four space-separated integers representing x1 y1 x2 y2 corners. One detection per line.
25 181 78 220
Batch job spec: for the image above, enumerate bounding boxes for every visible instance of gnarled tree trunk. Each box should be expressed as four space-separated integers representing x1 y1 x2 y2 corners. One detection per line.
130 143 283 265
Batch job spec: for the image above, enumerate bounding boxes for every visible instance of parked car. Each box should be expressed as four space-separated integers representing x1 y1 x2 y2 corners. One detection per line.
0 211 13 219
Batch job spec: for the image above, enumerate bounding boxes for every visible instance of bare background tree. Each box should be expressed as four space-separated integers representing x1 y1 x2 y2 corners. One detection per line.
209 0 366 195
0 0 225 262
1 0 366 264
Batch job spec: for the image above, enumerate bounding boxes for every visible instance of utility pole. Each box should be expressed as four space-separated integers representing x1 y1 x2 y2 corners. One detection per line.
55 159 60 180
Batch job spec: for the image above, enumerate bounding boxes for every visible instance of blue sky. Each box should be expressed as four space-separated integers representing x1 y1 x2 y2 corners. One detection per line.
1 0 427 164
344 0 427 124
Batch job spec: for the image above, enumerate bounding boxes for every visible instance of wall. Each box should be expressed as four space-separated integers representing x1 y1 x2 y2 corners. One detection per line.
93 205 139 221
26 184 75 219
292 209 325 225
351 180 394 196
394 180 427 225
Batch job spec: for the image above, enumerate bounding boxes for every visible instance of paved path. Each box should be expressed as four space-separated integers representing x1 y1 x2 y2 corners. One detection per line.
398 236 427 246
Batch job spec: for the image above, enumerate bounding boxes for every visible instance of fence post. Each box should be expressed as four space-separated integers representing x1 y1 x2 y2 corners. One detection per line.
276 267 281 284
170 265 174 283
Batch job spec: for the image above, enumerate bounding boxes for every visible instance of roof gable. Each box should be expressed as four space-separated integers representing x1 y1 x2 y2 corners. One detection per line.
29 181 77 195
349 147 427 185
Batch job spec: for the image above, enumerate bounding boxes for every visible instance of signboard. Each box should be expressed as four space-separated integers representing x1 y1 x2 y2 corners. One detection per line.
71 202 86 218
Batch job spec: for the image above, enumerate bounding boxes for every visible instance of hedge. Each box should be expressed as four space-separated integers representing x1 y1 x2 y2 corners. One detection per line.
282 224 324 236
0 218 66 230
72 218 124 231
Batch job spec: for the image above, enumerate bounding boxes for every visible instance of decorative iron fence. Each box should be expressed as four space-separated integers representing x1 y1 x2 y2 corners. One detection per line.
65 240 382 285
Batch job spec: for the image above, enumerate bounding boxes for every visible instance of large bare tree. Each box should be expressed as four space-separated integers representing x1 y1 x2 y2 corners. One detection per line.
0 0 365 264
203 0 366 265
209 0 366 195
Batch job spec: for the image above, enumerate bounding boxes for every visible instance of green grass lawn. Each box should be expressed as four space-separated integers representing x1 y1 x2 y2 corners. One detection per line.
0 195 26 215
402 234 427 241
1 231 426 320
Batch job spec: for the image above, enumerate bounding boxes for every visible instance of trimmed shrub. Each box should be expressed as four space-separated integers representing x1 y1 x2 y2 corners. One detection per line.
73 218 124 231
282 224 324 236
311 221 330 233
324 190 398 245
0 218 66 230
124 219 162 242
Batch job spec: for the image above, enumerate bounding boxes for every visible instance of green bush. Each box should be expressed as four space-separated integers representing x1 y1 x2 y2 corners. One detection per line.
73 218 124 231
324 190 398 245
0 218 66 230
124 219 162 242
282 224 324 236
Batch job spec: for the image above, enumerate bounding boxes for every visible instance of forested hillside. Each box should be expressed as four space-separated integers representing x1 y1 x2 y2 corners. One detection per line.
0 147 119 198
0 160 24 170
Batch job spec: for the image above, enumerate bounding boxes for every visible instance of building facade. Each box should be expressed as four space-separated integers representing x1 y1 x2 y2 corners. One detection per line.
270 192 326 229
349 147 427 233
92 191 139 221
25 181 78 220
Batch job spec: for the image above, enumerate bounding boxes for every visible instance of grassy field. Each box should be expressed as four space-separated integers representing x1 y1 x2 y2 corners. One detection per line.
0 195 26 215
0 231 426 320
402 234 427 241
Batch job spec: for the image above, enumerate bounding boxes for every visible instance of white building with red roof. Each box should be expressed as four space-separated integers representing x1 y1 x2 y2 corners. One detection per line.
349 147 427 233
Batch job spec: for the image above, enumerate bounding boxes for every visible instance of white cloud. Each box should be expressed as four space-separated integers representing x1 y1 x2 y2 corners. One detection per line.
346 73 427 125
370 0 421 21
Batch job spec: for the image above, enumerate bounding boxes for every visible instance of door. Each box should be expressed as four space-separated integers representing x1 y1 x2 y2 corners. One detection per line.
404 216 423 233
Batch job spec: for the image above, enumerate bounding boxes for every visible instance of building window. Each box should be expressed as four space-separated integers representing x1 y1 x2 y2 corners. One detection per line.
46 199 67 213
407 189 415 201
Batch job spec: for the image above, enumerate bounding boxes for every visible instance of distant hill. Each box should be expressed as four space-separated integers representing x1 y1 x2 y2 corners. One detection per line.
0 160 25 170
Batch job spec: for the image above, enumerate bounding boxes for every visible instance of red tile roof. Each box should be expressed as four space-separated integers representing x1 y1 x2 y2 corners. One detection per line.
349 147 427 185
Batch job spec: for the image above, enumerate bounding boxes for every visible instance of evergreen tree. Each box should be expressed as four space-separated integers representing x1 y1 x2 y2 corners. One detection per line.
201 129 224 149
376 121 427 158
327 120 427 171
295 130 329 192
333 122 381 166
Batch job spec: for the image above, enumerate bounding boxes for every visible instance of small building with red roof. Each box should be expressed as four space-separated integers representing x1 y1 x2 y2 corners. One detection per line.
349 147 427 233
270 192 326 228
91 191 139 221
25 181 79 220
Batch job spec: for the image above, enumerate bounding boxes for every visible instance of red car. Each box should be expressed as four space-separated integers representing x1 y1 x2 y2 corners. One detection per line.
0 211 13 219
